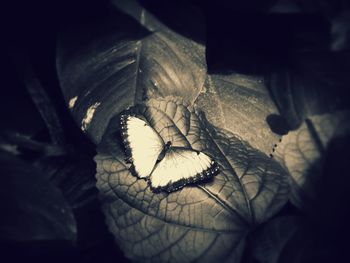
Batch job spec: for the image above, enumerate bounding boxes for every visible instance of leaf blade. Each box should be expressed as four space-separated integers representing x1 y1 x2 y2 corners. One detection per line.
57 0 206 144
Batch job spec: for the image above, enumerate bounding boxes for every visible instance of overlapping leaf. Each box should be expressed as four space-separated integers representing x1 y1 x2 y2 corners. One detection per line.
273 111 350 210
95 98 289 262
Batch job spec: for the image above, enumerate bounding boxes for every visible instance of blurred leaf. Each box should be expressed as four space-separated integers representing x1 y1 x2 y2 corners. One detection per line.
10 53 66 145
267 52 350 130
95 98 289 262
276 220 345 263
0 151 76 241
0 54 46 139
273 111 350 211
36 155 98 209
1 240 77 263
331 10 350 51
267 0 302 13
251 216 301 263
294 0 350 18
190 0 276 13
251 213 349 263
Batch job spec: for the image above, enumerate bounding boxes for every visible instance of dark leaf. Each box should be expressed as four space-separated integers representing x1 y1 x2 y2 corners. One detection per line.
95 98 289 262
206 12 329 76
1 240 78 263
331 10 350 51
267 52 350 130
36 155 98 209
273 111 350 211
294 0 350 18
10 54 66 145
251 216 301 263
138 0 206 44
0 151 76 241
276 220 346 263
0 54 47 142
251 213 349 263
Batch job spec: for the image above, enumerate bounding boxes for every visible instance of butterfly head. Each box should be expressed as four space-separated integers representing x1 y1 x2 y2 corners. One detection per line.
164 141 172 150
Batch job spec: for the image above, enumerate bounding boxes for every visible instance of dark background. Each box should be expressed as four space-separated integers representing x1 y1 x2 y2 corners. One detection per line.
1 0 350 262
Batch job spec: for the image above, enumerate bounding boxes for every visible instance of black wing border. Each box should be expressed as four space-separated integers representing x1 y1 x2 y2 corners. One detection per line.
119 109 164 179
149 149 220 193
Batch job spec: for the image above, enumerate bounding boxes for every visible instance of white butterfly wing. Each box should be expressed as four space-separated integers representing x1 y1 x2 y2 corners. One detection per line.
121 115 164 178
149 148 219 192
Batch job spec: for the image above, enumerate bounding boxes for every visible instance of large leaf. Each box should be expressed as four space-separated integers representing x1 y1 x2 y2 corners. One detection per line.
56 0 281 155
56 0 206 145
95 98 289 262
273 111 350 211
0 151 76 241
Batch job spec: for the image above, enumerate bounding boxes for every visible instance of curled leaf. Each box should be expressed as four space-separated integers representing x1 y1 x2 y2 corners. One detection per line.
95 98 289 262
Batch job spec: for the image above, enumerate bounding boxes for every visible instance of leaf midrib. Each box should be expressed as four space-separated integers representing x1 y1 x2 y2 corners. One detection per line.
133 9 145 104
203 126 255 224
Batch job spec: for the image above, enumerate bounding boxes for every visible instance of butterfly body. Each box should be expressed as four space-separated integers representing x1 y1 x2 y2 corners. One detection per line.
120 113 219 192
156 141 172 163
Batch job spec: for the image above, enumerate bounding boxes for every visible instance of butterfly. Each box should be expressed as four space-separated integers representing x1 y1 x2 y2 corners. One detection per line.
120 113 219 192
